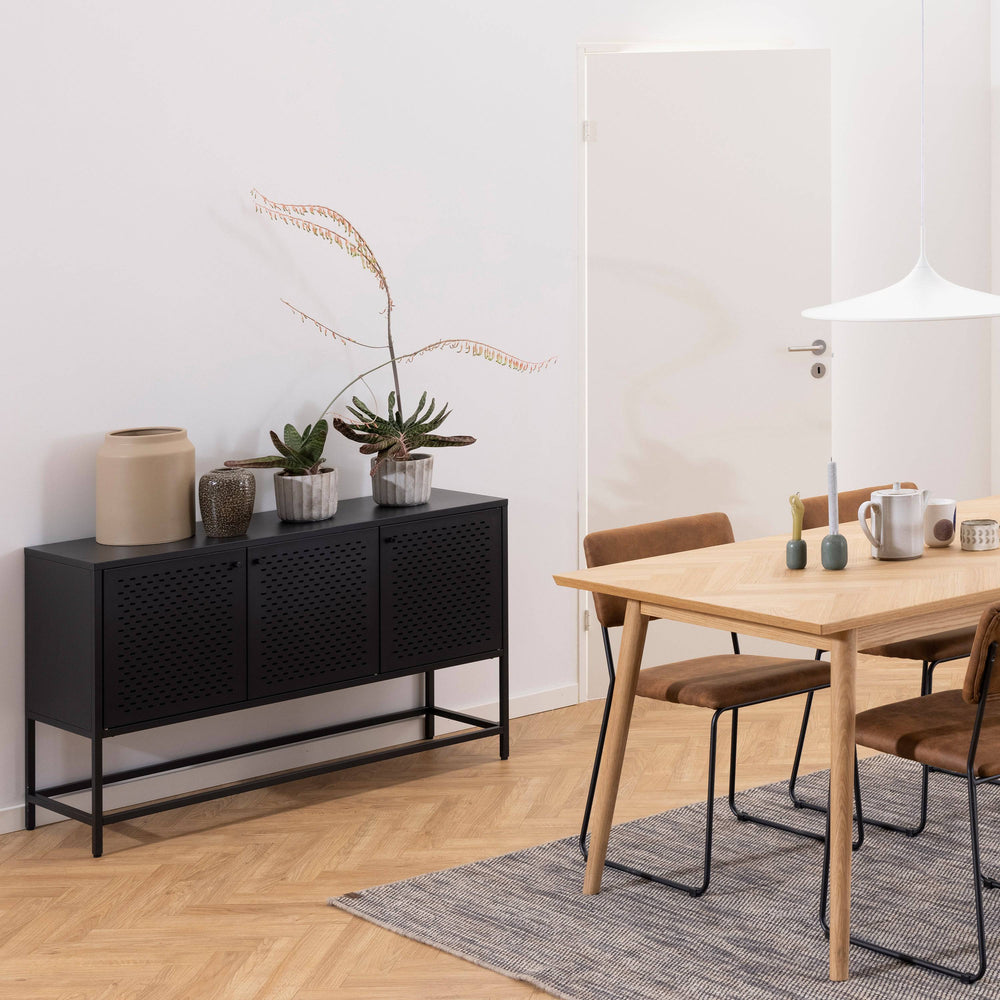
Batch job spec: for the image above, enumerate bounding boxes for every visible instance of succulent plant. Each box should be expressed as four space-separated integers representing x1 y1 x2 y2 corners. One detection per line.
225 420 329 476
333 392 474 470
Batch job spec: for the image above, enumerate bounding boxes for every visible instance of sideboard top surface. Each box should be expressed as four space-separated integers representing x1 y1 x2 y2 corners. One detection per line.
26 489 507 569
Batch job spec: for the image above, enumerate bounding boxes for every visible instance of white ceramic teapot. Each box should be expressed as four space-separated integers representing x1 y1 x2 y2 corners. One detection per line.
858 483 931 560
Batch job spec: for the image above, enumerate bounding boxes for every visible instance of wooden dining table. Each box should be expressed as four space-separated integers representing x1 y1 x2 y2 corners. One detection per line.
554 496 1000 981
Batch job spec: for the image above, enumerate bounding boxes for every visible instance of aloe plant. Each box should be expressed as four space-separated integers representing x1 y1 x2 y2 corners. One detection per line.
333 393 474 469
225 420 329 476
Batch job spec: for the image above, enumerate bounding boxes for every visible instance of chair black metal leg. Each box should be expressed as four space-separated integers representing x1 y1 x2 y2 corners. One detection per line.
921 659 933 696
788 690 815 810
577 691 717 897
820 770 988 984
792 657 928 837
729 704 865 851
578 675 615 861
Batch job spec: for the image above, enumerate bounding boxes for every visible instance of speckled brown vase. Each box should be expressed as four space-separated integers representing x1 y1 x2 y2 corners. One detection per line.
198 468 256 537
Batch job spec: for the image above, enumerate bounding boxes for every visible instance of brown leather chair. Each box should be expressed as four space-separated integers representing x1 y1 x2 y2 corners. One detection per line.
580 512 862 898
789 483 975 836
819 603 1000 984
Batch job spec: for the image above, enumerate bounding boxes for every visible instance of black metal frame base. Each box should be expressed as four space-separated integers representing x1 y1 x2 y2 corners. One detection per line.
789 652 968 837
818 644 999 985
26 681 508 859
578 628 863 897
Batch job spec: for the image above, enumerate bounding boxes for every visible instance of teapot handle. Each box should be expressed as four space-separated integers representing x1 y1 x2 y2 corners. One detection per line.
858 500 881 550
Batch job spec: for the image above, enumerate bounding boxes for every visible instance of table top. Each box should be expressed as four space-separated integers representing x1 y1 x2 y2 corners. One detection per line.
554 497 1000 637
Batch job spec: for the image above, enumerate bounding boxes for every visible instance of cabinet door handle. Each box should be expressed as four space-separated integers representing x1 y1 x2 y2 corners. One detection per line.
229 561 242 569
383 536 395 544
250 558 260 565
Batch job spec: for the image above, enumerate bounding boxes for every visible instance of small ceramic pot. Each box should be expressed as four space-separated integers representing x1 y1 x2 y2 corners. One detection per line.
199 468 255 537
273 468 338 522
371 453 433 506
961 519 1000 551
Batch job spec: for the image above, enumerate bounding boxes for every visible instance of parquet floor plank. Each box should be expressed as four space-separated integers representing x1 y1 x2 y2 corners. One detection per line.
0 656 963 999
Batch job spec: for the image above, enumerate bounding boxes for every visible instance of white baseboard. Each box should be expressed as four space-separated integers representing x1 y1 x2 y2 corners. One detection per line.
0 683 579 837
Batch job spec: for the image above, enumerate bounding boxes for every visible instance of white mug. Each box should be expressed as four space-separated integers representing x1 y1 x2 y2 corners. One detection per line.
858 485 928 560
924 498 956 547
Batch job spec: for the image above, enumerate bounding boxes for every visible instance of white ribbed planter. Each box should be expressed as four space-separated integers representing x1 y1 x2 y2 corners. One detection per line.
273 468 338 522
371 453 433 506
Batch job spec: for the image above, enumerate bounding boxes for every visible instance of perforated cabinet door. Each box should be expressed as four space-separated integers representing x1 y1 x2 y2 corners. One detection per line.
103 552 247 729
247 528 379 699
380 508 503 673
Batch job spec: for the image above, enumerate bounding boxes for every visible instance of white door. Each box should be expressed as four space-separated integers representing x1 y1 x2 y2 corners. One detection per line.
585 49 831 696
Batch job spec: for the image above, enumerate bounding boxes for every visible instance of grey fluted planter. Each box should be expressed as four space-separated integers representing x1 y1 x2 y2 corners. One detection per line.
371 453 433 506
273 468 338 522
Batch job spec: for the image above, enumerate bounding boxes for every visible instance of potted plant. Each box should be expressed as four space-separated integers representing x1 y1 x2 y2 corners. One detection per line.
250 189 555 505
333 391 473 506
225 419 337 522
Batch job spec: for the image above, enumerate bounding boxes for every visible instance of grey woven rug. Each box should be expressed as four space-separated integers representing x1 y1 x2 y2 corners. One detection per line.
330 756 1000 999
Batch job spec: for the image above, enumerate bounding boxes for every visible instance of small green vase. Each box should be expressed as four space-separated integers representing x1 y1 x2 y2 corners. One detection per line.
786 539 807 570
821 533 848 570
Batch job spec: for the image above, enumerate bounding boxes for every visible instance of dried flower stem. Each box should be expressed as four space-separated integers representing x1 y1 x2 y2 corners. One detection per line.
253 189 556 429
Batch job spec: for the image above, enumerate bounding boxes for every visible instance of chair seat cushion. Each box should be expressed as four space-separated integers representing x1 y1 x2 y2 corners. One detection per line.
855 689 1000 778
862 627 976 663
634 655 830 710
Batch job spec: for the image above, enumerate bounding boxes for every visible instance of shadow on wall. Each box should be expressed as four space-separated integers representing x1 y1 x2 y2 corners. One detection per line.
41 432 105 542
589 440 734 536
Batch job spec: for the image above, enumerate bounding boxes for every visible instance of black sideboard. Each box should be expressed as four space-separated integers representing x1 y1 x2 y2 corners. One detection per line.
24 489 508 856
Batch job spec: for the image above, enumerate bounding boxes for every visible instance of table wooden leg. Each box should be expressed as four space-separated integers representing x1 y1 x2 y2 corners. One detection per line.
828 630 857 981
583 599 649 894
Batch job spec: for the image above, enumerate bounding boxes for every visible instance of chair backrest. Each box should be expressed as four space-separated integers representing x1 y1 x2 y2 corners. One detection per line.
583 512 734 629
964 603 1000 704
800 482 917 531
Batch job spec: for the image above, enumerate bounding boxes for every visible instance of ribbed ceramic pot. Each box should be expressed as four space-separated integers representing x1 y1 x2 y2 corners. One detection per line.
273 468 338 522
199 467 256 537
96 427 195 545
371 453 433 506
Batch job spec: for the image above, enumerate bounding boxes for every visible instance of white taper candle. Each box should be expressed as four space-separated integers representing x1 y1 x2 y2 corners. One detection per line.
828 459 838 534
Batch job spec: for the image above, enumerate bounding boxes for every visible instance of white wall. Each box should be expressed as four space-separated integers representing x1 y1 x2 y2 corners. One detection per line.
831 4 992 500
0 1 992 831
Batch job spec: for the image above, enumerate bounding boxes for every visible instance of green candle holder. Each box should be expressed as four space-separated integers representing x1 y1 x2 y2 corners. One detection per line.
786 538 807 570
821 533 848 570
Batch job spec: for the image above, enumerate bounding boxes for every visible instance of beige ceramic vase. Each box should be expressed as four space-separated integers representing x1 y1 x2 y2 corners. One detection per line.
96 427 195 545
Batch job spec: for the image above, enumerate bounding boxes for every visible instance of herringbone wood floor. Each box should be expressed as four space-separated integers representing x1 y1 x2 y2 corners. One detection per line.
0 656 962 999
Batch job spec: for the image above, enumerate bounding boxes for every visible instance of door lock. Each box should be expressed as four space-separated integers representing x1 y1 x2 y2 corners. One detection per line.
810 362 827 379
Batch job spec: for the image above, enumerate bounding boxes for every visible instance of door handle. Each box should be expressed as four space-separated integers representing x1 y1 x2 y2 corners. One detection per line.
787 339 826 356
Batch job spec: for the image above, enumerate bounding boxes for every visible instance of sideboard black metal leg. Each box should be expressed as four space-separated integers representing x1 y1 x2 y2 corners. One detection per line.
24 718 36 831
423 670 435 740
91 734 103 858
499 653 510 760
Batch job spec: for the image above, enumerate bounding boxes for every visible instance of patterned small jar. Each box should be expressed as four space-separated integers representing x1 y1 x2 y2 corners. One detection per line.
198 467 256 537
960 519 1000 552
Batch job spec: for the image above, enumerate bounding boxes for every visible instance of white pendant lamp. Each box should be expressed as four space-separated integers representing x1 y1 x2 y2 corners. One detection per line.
802 0 1000 322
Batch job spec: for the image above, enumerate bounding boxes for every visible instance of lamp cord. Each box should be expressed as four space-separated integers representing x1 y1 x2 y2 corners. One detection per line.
919 0 926 261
